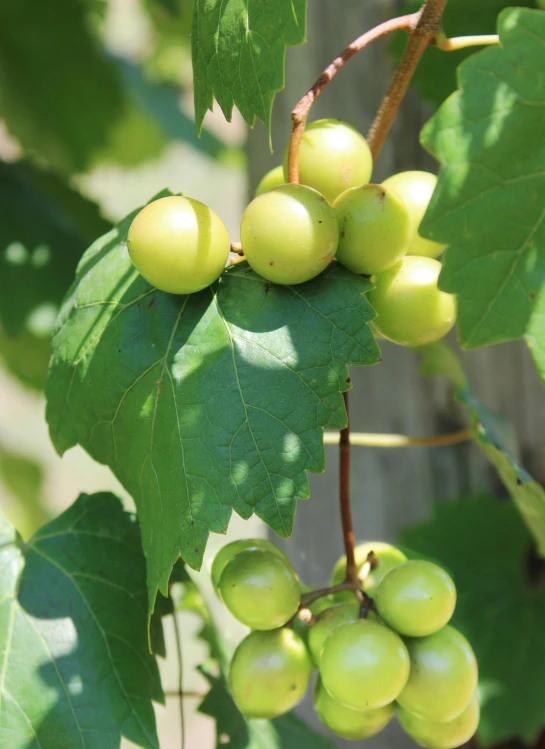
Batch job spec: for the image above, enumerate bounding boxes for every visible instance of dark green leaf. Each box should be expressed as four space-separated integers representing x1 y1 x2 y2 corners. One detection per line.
420 9 545 377
192 0 307 133
392 0 534 107
45 194 380 618
399 496 545 746
0 0 124 172
0 492 163 749
416 342 545 557
0 160 111 336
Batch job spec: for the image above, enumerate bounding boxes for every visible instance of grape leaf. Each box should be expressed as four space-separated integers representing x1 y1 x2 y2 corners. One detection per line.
400 496 545 746
417 342 545 557
0 0 124 172
192 0 307 133
0 160 111 337
420 9 545 372
392 0 534 107
0 492 163 749
45 194 380 620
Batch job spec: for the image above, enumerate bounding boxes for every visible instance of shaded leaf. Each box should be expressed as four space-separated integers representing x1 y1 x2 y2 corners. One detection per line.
420 9 545 378
0 492 162 749
45 193 380 620
192 0 307 133
400 496 545 746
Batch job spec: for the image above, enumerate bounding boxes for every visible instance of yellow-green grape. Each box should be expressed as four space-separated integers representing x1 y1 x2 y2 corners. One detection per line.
368 257 456 347
229 628 313 719
127 196 230 294
255 166 285 196
398 694 480 749
314 677 394 740
284 119 373 203
397 626 478 722
333 185 411 275
375 560 456 637
330 541 407 602
240 184 338 285
211 538 290 593
382 171 446 258
307 603 360 666
219 549 300 629
320 619 410 711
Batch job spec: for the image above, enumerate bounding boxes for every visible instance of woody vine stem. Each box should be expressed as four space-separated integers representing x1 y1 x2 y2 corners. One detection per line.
287 0 452 586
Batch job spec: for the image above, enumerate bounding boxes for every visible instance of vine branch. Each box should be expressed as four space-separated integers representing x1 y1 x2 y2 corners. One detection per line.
323 428 472 448
339 391 358 584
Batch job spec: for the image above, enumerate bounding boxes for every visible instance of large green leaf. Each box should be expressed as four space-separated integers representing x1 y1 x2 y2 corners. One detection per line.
392 0 534 107
400 497 545 746
0 160 111 337
46 194 380 620
192 0 307 133
0 0 124 172
420 9 545 377
0 492 163 749
417 342 545 558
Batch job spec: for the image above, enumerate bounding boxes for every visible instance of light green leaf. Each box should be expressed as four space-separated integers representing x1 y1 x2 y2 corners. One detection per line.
46 193 380 621
400 497 545 746
192 0 307 133
420 9 545 371
0 0 124 172
0 492 163 749
392 0 534 107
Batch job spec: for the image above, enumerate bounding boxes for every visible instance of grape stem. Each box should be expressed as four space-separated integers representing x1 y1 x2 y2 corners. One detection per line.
299 579 359 608
164 690 206 700
339 391 358 585
323 428 472 448
432 33 499 51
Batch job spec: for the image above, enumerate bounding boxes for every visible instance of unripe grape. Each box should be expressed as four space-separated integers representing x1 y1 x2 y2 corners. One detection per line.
127 196 230 294
382 171 446 258
314 677 394 740
307 603 360 666
240 184 338 285
320 619 410 711
375 560 456 637
218 549 300 629
368 256 456 347
397 626 478 722
398 694 480 749
333 185 411 275
211 538 290 592
284 119 373 203
229 628 313 719
255 166 285 196
330 542 407 602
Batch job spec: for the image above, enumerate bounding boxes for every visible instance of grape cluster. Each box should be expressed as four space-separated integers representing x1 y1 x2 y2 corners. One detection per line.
212 539 479 748
127 118 456 348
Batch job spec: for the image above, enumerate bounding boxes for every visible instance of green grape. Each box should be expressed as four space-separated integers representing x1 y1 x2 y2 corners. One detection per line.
284 119 373 203
314 677 394 740
307 603 360 666
229 628 313 719
398 694 480 749
211 538 290 593
218 549 300 629
382 171 446 258
368 256 456 347
333 184 411 275
255 166 285 196
397 626 478 722
240 184 338 285
320 619 410 711
330 542 407 602
127 195 230 294
375 560 456 637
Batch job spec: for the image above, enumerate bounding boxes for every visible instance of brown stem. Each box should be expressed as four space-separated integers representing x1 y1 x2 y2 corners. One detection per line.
340 391 358 584
367 0 449 160
230 241 244 255
300 580 358 609
165 690 206 699
287 14 416 183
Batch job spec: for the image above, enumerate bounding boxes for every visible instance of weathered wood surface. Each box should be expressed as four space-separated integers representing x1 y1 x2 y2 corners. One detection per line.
247 1 545 746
